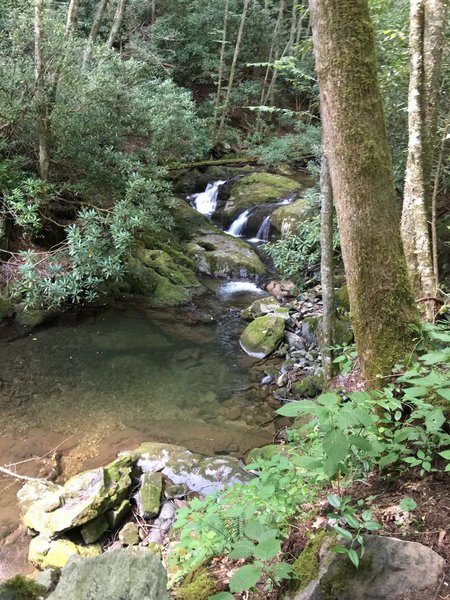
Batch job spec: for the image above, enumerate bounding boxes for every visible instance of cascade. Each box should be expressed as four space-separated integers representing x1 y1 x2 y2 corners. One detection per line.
190 180 226 216
226 209 252 237
254 215 271 242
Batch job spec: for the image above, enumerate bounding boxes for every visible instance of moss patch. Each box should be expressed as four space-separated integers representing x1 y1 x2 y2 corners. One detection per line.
175 568 216 600
0 575 47 600
291 530 328 592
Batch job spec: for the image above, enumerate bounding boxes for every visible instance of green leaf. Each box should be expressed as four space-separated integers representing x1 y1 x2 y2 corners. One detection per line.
438 450 450 460
272 561 293 580
348 548 360 568
208 593 234 600
331 545 349 554
343 513 361 529
436 388 450 402
244 520 267 542
327 494 342 509
276 401 312 417
349 391 372 403
229 564 261 593
399 498 417 511
348 435 372 451
323 429 349 463
229 541 255 559
317 392 341 406
425 409 445 432
378 453 399 468
333 526 353 541
364 521 381 531
403 386 428 398
254 537 281 561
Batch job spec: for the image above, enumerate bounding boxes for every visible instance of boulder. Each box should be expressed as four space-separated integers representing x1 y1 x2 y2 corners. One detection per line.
28 535 101 570
20 456 133 537
224 173 301 220
118 522 140 546
135 472 163 518
80 515 109 544
241 296 290 320
239 315 286 358
186 229 265 279
290 535 446 600
271 198 315 235
47 548 171 600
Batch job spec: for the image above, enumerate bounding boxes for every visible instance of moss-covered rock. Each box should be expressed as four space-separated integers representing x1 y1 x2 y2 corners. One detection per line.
239 314 285 358
335 283 350 313
136 472 163 518
118 522 140 546
291 373 323 397
291 531 329 593
15 308 54 328
186 230 265 279
246 444 290 464
28 535 101 570
175 568 216 600
224 173 301 220
80 515 109 544
303 316 353 348
241 296 289 320
0 575 47 600
271 198 316 235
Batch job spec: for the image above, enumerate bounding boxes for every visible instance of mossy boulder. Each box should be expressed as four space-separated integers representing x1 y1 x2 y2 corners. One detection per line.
186 230 265 279
167 197 213 240
271 199 316 235
239 314 285 358
28 535 101 570
335 284 350 313
135 472 163 518
241 296 289 320
291 530 330 593
303 316 353 348
291 373 323 397
224 173 301 220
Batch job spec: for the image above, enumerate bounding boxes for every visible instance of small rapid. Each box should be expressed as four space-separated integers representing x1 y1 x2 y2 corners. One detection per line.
189 180 226 216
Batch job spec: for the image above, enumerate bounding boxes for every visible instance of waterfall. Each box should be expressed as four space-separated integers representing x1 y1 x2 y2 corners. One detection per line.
226 209 251 237
255 215 271 242
190 180 226 216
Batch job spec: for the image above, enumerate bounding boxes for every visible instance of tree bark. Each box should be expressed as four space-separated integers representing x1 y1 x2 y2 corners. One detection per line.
260 0 285 106
65 0 82 36
217 0 250 139
319 151 335 386
35 0 50 181
401 0 438 321
309 0 417 382
215 0 229 122
107 0 127 49
82 0 109 71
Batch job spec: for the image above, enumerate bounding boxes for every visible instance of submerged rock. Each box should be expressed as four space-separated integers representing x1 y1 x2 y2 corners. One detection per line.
47 548 171 600
239 315 285 358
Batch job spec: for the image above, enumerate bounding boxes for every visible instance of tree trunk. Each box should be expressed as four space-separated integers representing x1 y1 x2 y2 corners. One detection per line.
35 0 50 181
82 0 109 71
319 151 335 386
65 0 82 36
217 0 250 139
309 0 417 382
151 0 156 25
215 0 229 123
401 0 437 321
107 0 127 49
261 0 285 106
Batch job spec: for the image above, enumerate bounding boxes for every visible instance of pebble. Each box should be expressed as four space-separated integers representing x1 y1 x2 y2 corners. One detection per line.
261 375 273 385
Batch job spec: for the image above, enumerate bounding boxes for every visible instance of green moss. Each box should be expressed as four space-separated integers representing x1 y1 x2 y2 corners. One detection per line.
291 530 328 592
319 553 373 600
175 568 216 600
0 576 47 600
0 297 14 320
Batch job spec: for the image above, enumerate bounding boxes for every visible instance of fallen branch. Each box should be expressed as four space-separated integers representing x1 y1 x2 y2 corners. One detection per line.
0 465 45 483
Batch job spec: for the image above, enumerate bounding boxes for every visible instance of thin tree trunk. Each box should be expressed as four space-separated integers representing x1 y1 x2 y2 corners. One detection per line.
320 151 335 386
401 0 437 321
151 0 156 24
35 0 50 181
82 0 109 70
261 0 285 106
309 0 417 381
431 122 449 285
217 0 250 139
65 0 82 36
288 0 297 53
215 0 229 122
107 0 127 48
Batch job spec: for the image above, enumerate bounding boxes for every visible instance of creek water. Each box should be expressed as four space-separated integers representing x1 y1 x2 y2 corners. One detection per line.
0 283 274 577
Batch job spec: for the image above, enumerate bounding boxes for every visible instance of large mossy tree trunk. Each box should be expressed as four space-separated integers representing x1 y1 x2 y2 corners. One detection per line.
309 0 418 382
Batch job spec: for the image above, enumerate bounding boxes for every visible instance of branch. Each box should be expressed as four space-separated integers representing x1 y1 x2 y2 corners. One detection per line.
0 465 45 483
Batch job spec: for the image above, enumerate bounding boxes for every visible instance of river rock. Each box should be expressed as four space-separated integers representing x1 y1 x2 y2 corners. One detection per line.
240 315 285 358
47 548 171 600
80 515 109 544
29 534 101 570
241 296 290 320
186 229 265 279
285 331 305 350
135 472 163 518
106 499 131 529
224 173 301 220
20 456 133 537
271 198 314 235
290 535 446 600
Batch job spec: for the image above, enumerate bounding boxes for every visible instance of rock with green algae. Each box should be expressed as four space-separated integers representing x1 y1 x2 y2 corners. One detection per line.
335 283 350 313
47 548 171 600
80 514 109 544
291 373 323 398
239 314 285 358
246 444 290 464
20 455 133 537
136 472 163 518
106 499 131 529
175 568 216 600
271 198 315 235
0 575 47 600
224 173 301 220
28 534 101 570
118 522 140 546
303 316 353 348
186 229 265 279
241 296 290 321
